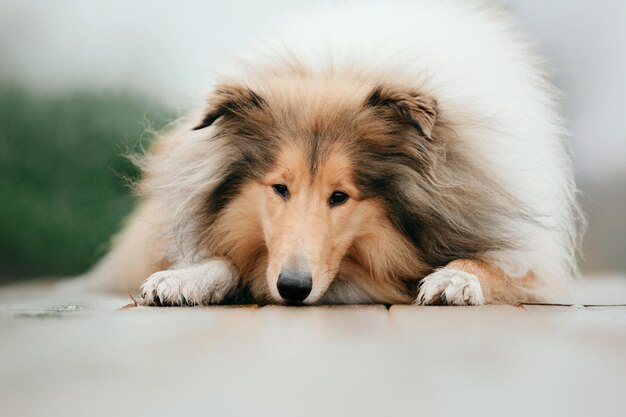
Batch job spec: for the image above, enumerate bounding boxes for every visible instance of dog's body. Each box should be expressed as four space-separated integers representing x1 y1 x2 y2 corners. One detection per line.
84 1 582 305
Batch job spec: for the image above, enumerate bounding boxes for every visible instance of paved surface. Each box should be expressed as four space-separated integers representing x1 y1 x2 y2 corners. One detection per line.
1 277 626 417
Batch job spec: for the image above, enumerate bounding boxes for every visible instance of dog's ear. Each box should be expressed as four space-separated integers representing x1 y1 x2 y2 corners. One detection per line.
193 84 265 130
365 85 438 139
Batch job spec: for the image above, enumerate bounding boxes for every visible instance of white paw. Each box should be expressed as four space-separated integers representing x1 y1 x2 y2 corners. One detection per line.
140 261 237 306
415 269 485 306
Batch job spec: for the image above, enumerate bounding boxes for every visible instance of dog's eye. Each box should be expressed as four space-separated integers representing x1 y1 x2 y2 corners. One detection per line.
329 191 349 207
272 184 289 199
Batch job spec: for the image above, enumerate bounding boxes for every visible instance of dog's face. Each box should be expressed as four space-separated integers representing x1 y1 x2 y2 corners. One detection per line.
194 77 442 304
260 144 385 303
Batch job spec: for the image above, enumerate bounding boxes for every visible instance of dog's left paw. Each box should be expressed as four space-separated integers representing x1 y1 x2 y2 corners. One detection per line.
415 269 485 306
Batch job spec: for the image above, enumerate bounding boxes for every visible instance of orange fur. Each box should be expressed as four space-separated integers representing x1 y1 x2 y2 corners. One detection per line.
444 259 540 304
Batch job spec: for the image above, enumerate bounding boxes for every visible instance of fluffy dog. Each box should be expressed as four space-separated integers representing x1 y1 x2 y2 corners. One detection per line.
83 1 582 305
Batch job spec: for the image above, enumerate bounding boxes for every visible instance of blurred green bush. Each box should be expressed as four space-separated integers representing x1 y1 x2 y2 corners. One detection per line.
0 85 174 282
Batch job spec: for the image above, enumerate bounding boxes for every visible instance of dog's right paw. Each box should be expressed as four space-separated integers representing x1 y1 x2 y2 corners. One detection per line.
139 261 237 306
140 270 191 306
415 268 485 306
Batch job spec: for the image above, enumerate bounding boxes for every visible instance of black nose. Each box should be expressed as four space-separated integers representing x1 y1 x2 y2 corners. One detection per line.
277 270 312 302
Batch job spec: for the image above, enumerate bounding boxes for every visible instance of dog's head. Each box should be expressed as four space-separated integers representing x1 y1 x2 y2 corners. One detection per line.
188 76 504 304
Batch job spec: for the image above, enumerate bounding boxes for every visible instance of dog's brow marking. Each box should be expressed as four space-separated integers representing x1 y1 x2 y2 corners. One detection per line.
274 163 295 183
309 134 321 175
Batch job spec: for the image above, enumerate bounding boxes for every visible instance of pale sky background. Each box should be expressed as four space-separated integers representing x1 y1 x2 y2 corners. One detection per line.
1 0 625 181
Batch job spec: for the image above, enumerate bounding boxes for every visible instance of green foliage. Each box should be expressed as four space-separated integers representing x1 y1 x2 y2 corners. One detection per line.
0 85 174 281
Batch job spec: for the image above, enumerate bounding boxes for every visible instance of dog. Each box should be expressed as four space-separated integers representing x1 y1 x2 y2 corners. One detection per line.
82 0 582 306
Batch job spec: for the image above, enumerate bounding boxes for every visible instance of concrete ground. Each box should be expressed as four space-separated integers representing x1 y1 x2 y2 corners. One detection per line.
1 277 625 417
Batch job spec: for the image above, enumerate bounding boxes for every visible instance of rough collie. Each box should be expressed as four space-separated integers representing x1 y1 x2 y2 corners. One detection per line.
82 1 582 306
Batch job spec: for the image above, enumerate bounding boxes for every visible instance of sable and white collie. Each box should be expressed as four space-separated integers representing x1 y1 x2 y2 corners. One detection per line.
83 1 582 306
